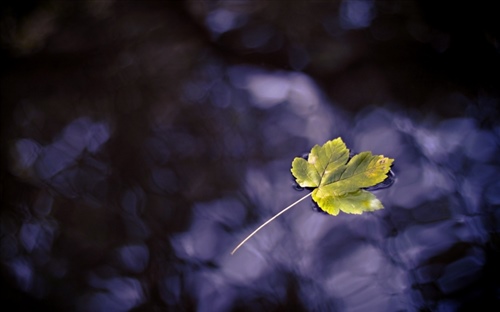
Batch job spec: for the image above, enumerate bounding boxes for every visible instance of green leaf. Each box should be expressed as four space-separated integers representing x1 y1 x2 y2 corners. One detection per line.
291 137 393 215
230 137 394 255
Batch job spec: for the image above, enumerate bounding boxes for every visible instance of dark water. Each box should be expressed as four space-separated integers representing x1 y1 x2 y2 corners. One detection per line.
1 1 500 311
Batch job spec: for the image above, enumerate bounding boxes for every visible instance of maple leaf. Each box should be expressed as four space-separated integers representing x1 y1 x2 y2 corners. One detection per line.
291 138 394 215
231 137 394 254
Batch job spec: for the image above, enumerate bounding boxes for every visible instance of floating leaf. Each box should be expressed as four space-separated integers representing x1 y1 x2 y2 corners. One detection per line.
291 138 393 215
231 137 394 254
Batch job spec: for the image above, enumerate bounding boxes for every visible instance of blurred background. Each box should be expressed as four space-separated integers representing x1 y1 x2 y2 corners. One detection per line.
1 0 499 311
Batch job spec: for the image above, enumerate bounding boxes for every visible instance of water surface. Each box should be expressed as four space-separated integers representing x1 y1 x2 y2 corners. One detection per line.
1 1 499 311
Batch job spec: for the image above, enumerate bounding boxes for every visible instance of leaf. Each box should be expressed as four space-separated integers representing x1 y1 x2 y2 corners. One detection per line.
230 137 394 254
291 137 394 215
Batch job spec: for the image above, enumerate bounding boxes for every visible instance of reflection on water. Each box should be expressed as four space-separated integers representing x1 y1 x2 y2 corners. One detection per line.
1 1 500 311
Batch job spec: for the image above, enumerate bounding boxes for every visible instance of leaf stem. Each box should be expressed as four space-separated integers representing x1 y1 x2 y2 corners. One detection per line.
230 192 312 255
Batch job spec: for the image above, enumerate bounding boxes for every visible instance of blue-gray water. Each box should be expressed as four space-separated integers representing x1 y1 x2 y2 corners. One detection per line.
1 1 499 311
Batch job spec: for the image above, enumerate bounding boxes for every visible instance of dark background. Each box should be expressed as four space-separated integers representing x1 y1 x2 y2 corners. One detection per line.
1 1 499 311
